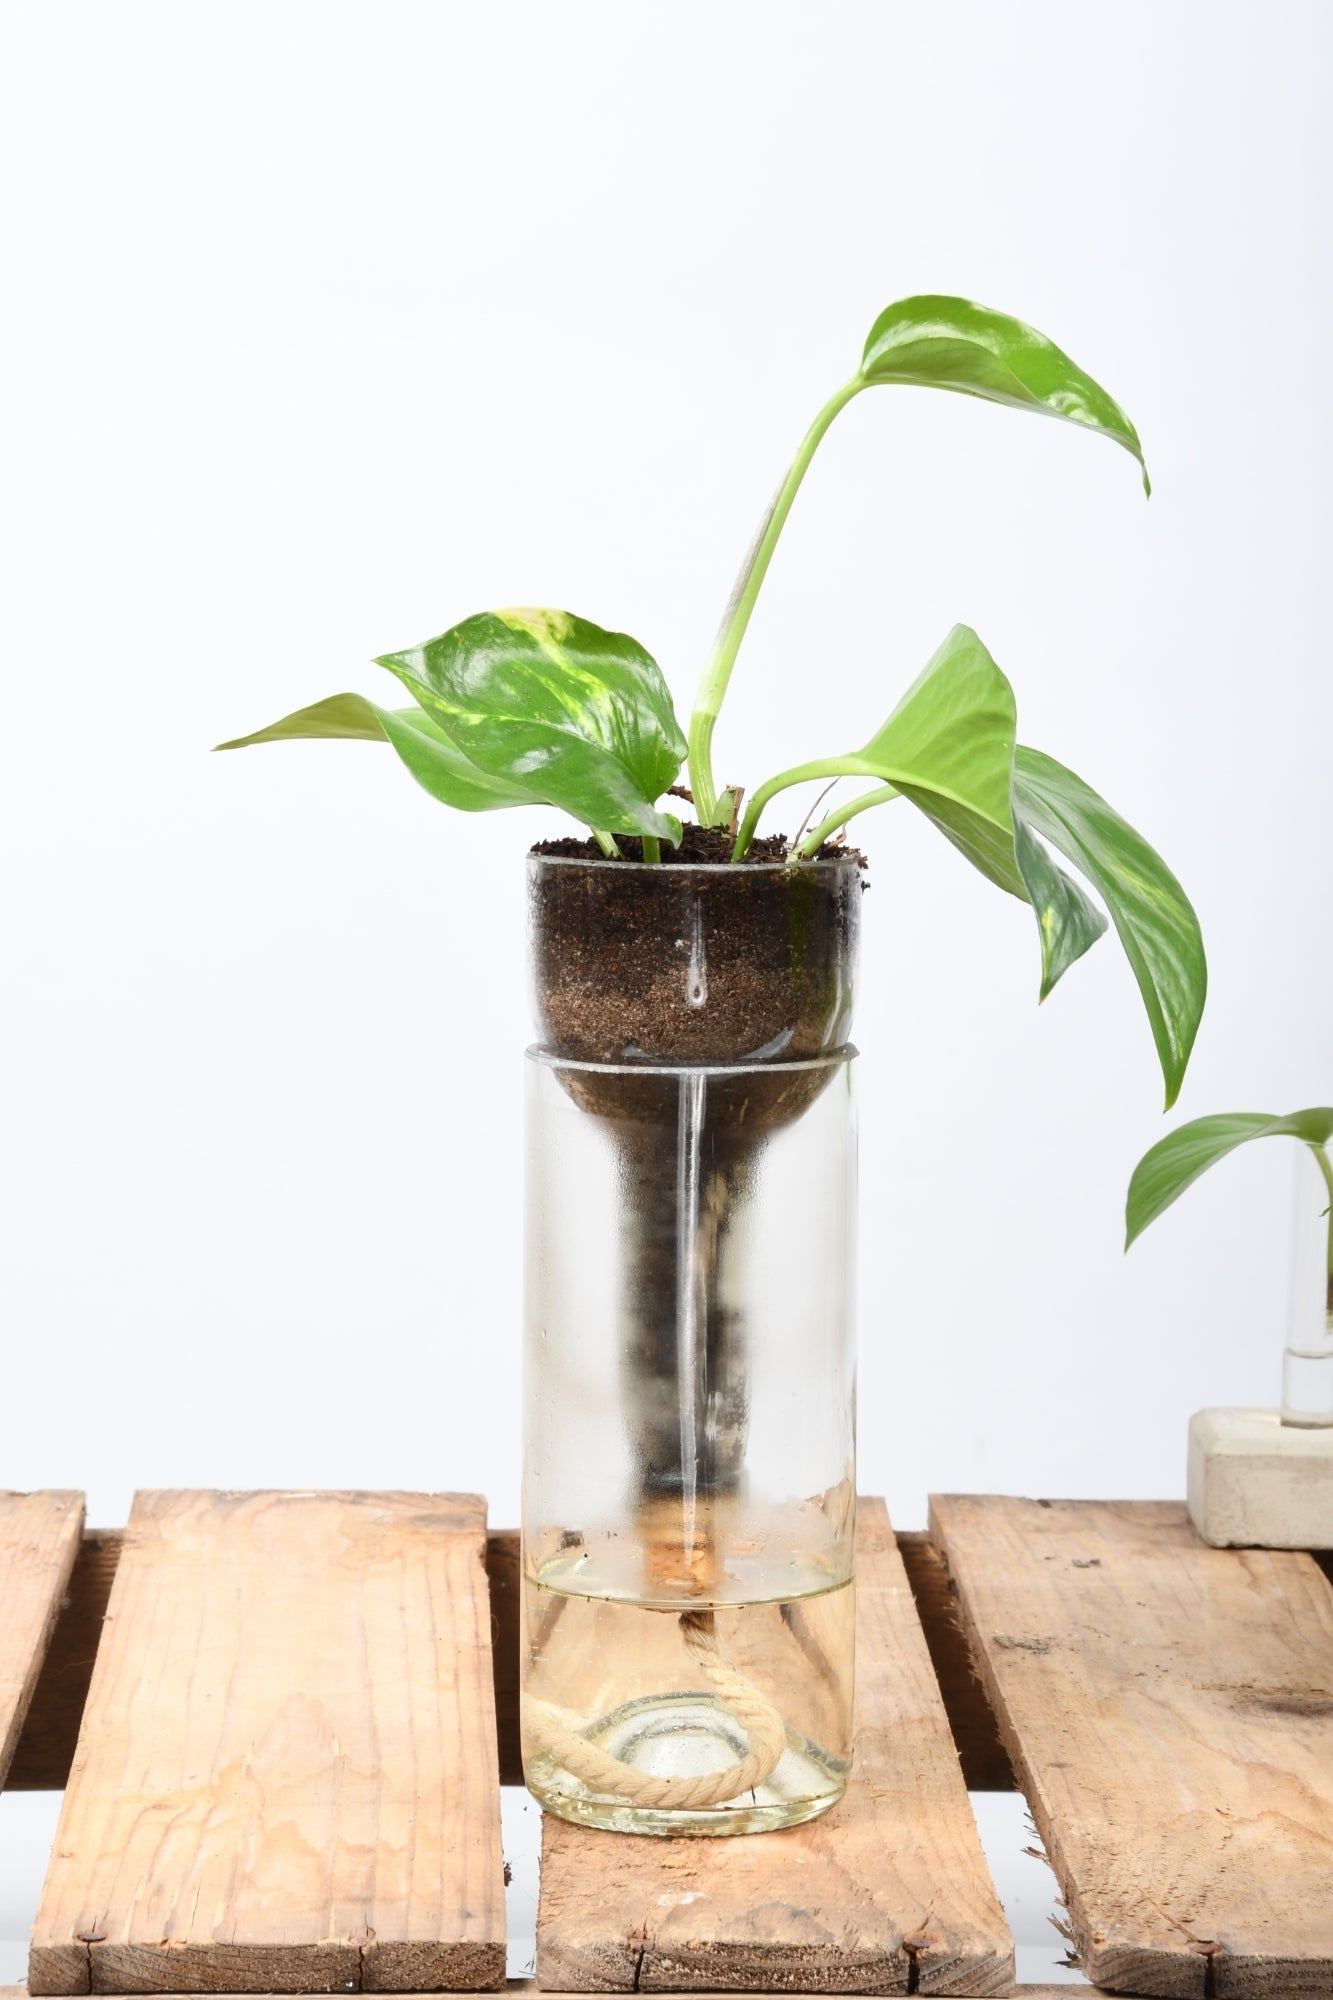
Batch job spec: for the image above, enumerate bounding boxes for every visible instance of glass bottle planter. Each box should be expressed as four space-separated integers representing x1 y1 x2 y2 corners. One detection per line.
521 853 861 1836
1281 1145 1333 1428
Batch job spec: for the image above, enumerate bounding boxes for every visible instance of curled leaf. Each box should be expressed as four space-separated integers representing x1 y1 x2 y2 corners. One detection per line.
1127 1109 1333 1250
1014 749 1206 1108
1012 816 1108 1000
860 295 1149 493
850 624 1023 892
831 626 1108 995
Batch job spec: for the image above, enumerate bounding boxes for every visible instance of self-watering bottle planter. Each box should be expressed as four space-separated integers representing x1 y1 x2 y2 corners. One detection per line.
1128 1106 1333 1548
220 294 1208 1833
523 852 859 1832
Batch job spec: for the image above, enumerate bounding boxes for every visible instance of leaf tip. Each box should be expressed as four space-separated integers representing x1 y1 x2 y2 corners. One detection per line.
1124 1181 1151 1253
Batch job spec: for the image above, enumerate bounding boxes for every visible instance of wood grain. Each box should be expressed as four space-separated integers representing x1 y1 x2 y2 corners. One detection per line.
0 1492 84 1786
932 1495 1333 1998
29 1491 506 1995
7 1529 1012 1797
0 1988 1087 1999
535 1498 1013 1994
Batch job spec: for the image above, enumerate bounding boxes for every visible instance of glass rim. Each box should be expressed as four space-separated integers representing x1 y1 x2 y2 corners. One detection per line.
526 1044 857 1077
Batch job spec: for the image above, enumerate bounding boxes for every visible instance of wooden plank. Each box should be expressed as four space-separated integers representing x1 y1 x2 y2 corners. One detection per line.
0 1988 1086 1999
8 1529 1012 1796
535 1497 1013 1994
9 1530 528 1796
0 1492 84 1786
30 1491 506 1995
932 1495 1333 1998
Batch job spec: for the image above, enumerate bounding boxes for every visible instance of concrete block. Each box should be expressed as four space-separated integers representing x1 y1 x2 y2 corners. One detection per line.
1188 1406 1333 1549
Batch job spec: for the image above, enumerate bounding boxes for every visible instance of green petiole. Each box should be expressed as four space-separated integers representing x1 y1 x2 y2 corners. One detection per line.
793 784 902 861
688 379 863 825
220 297 1201 1111
731 757 863 860
1313 1143 1333 1291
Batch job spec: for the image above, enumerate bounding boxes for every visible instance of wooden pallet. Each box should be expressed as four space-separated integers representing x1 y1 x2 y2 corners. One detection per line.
0 1490 1329 1998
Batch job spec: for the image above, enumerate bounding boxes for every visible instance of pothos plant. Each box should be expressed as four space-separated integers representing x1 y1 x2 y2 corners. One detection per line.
220 295 1206 1107
1128 1109 1333 1309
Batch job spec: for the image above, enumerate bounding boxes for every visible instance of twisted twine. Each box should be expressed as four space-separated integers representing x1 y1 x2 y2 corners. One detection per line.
524 1608 787 1811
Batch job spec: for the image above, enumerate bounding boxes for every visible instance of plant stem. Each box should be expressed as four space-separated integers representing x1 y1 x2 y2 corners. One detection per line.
794 783 902 859
641 835 661 864
731 757 861 860
1313 1142 1333 1295
593 830 623 859
688 377 863 827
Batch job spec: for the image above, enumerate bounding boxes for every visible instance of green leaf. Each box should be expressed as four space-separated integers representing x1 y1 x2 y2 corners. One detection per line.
216 693 390 747
1013 748 1206 1108
376 608 685 843
215 692 537 812
373 704 539 812
851 624 1024 891
860 295 1149 494
1127 1109 1333 1250
1012 815 1109 1001
837 625 1106 994
687 295 1148 822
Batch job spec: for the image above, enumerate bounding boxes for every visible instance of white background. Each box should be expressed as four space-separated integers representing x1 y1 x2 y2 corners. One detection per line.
4 0 1330 1529
1 3 1330 1978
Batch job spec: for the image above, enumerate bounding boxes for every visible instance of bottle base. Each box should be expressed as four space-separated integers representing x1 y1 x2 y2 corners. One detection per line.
524 1690 849 1836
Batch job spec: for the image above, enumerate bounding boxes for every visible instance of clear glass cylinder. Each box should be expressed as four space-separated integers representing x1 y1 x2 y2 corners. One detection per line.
1281 1145 1333 1427
521 1049 856 1836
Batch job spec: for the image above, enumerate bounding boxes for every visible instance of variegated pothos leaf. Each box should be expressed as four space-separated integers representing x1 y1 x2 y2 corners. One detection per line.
376 608 685 842
860 295 1149 492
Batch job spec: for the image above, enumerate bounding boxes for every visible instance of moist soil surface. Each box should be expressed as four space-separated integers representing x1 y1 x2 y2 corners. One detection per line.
532 825 866 868
529 827 865 1067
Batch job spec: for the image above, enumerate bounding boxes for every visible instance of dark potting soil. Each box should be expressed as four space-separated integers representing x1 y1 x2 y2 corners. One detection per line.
532 824 867 868
529 828 865 1067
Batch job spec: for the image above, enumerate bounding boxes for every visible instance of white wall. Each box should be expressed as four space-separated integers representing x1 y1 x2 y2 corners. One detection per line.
1 0 1329 1531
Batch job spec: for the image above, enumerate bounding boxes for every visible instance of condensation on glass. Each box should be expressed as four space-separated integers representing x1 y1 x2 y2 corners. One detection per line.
1282 1144 1333 1428
521 1049 856 1835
